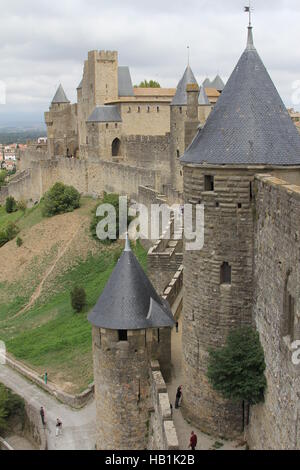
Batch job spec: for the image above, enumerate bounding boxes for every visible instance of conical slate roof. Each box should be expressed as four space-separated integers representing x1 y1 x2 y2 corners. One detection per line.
171 65 198 106
198 86 210 106
181 27 300 166
88 239 175 330
51 84 70 104
202 78 212 88
211 74 225 92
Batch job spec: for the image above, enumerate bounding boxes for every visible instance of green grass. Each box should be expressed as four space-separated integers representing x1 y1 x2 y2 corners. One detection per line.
0 240 147 393
0 202 45 232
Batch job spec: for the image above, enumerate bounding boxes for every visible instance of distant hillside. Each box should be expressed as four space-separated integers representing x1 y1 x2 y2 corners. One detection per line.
0 197 147 393
0 128 46 144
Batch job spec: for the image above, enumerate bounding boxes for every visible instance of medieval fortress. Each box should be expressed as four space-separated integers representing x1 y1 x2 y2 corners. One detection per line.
1 23 300 450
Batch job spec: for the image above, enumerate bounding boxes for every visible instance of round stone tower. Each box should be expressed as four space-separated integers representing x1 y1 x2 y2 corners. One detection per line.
170 65 198 192
88 237 175 450
180 25 300 438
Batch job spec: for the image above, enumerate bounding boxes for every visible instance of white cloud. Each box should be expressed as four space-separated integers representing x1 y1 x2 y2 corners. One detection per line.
0 0 300 124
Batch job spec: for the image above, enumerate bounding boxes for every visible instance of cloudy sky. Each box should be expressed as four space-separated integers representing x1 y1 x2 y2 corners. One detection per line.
0 0 300 126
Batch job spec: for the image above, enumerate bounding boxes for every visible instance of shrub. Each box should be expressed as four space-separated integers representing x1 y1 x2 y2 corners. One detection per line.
0 384 25 434
42 182 80 217
207 327 267 429
71 286 86 313
0 170 7 188
17 200 27 212
0 222 20 247
5 196 17 214
16 237 23 247
90 193 134 245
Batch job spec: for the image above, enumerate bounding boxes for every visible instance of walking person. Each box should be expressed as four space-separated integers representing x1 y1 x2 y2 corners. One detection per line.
40 407 45 426
56 418 62 437
175 385 182 409
44 371 48 385
189 431 198 451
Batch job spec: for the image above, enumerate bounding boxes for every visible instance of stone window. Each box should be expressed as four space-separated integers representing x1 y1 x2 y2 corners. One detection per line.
157 106 160 113
216 202 219 208
138 106 141 113
157 329 160 343
115 123 118 129
177 150 180 158
220 262 231 285
86 136 89 144
147 106 150 113
238 203 242 209
128 106 131 113
118 330 128 342
250 182 253 201
283 271 295 340
179 107 182 114
204 175 214 191
112 138 121 157
106 123 109 129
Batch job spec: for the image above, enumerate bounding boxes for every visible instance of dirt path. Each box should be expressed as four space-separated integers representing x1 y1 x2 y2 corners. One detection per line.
4 223 84 322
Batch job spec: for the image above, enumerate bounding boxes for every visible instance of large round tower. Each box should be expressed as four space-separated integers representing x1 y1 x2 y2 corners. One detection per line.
180 25 300 438
88 237 175 450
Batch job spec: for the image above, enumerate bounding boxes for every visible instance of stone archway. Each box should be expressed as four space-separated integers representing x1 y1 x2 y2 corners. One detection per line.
112 138 121 157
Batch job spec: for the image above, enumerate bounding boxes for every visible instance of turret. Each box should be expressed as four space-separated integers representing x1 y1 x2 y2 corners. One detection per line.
170 65 198 192
88 237 175 450
180 24 300 439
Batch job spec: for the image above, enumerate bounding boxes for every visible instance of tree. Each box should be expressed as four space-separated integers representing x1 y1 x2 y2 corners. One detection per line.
90 193 134 245
0 384 25 434
5 196 17 214
42 182 80 217
207 326 267 429
134 80 161 88
0 170 7 189
71 286 87 313
0 222 20 247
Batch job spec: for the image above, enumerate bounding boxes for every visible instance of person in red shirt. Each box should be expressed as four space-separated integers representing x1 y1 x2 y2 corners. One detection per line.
189 431 198 451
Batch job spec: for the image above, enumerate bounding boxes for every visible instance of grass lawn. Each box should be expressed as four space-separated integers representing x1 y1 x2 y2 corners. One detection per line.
1 239 147 393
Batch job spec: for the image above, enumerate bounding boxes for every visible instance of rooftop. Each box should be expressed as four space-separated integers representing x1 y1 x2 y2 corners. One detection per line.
88 239 175 330
181 27 300 166
87 105 122 123
51 84 70 104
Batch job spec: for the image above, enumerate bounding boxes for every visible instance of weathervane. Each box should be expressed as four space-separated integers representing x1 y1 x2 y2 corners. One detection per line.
244 1 253 27
187 46 190 66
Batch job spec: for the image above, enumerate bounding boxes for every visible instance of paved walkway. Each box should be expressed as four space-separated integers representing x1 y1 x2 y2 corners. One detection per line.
0 364 96 450
5 435 37 450
167 317 243 451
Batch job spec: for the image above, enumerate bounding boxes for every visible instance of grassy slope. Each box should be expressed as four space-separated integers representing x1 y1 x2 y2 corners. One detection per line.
0 199 147 393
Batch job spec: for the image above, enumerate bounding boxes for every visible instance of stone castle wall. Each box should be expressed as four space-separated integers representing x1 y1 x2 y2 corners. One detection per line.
124 134 171 186
120 102 171 137
182 166 256 438
247 174 300 450
5 156 161 204
148 361 179 450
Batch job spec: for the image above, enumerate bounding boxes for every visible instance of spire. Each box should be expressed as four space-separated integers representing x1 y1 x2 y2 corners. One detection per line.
51 84 70 104
181 23 300 167
246 26 255 50
124 233 131 252
245 2 255 50
88 241 175 330
171 65 198 106
198 86 210 106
